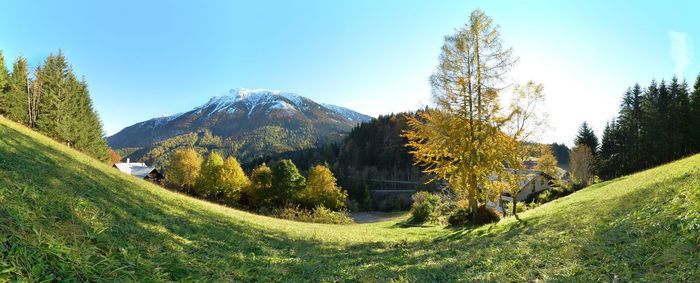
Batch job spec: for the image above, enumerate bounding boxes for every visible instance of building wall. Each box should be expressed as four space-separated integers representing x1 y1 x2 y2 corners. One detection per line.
515 175 550 202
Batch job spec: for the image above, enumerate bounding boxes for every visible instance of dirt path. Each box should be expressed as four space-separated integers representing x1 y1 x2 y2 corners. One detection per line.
349 212 408 223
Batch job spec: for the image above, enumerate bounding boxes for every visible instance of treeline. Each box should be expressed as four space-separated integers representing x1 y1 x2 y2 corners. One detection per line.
0 50 108 161
595 75 700 180
248 112 433 207
167 149 349 217
251 112 571 210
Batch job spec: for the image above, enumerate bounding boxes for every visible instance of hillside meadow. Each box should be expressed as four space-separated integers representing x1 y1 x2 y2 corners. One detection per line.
0 117 698 281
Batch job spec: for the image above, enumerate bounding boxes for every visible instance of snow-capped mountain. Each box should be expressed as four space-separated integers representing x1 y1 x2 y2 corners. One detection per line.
107 89 372 162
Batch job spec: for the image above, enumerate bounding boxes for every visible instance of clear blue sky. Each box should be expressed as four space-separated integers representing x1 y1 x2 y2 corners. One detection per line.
1 0 698 145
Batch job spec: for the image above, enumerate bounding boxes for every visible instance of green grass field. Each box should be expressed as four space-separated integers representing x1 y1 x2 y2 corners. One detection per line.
1 117 698 281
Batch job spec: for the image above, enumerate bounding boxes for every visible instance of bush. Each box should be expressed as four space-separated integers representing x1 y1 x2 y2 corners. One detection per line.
449 205 501 226
274 205 353 224
409 191 442 223
447 206 471 226
537 190 552 203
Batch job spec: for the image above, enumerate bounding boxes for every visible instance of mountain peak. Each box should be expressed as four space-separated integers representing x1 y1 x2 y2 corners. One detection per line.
225 88 301 103
107 88 373 149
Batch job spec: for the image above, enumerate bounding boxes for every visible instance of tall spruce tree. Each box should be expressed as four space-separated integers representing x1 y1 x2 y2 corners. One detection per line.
35 51 73 140
574 121 599 154
0 51 9 114
690 74 700 153
5 57 30 124
29 51 109 161
599 120 627 179
618 84 643 172
70 79 109 161
640 80 661 167
656 80 674 162
675 79 691 155
667 77 686 158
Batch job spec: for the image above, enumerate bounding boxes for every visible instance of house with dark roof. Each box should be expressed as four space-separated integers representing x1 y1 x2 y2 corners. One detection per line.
113 159 164 184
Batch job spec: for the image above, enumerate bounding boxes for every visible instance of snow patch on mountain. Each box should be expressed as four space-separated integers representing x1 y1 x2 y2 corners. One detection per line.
266 100 297 115
322 103 372 122
148 88 371 123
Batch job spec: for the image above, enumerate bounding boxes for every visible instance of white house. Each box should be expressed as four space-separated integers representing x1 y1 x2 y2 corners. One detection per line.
487 169 555 213
113 159 164 183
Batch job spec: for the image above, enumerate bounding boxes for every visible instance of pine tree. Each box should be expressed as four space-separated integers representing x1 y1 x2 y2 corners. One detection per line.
667 77 686 158
617 84 643 173
35 51 74 140
0 51 9 114
599 120 627 179
657 79 674 162
66 79 109 161
574 121 599 154
5 57 29 124
675 79 691 156
690 75 700 152
550 143 570 167
640 80 661 167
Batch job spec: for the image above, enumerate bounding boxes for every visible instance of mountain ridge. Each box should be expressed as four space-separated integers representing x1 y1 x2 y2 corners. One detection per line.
106 88 372 165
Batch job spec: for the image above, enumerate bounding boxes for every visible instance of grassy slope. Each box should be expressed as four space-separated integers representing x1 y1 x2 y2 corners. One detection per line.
0 117 698 282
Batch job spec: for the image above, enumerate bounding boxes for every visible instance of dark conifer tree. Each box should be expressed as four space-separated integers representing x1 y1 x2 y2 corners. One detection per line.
617 84 643 172
35 51 74 140
599 75 700 181
5 57 30 124
550 143 570 168
574 121 599 154
640 80 661 167
657 79 675 162
599 120 628 179
0 51 9 114
675 79 691 155
68 79 109 161
666 77 687 158
690 74 700 153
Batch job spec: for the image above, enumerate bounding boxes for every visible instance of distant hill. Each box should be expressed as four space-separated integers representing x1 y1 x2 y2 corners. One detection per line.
2 116 698 281
107 88 372 167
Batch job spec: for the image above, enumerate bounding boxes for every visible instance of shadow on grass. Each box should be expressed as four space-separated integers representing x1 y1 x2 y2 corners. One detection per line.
2 122 699 281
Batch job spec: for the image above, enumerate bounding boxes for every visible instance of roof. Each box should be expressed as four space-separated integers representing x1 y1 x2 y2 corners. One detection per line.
113 162 158 179
488 169 555 188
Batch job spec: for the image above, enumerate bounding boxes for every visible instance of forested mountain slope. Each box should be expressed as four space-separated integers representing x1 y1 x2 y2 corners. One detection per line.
107 88 371 166
1 117 698 281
